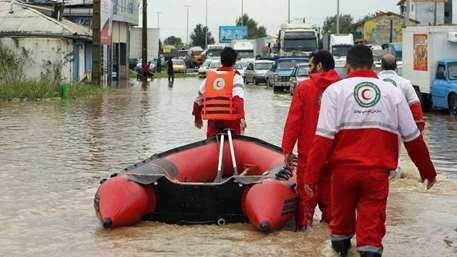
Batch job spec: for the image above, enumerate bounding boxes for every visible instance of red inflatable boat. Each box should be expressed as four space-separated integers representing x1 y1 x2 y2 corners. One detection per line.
94 133 297 233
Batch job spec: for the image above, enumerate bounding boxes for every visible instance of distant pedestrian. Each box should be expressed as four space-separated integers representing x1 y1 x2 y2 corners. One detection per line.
167 58 175 84
303 45 437 257
378 53 426 178
282 50 340 231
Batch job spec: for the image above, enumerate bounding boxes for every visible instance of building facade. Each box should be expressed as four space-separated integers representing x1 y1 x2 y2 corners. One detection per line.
398 0 448 25
63 0 139 80
0 0 92 82
355 12 419 45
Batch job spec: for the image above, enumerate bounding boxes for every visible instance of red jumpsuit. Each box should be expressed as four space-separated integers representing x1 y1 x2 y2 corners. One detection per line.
304 70 437 255
282 70 340 228
193 67 245 138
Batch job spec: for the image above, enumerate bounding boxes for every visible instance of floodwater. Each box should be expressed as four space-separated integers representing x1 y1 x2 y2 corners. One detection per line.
0 78 456 257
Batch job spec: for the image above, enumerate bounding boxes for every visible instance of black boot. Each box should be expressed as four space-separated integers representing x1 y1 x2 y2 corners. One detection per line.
359 251 382 257
331 239 351 257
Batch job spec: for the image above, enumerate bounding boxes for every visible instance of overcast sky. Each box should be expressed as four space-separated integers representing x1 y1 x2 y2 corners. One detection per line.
141 0 400 42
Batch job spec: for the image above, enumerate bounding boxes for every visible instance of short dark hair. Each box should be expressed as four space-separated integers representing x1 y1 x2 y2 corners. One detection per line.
381 57 397 71
310 50 335 71
347 45 374 69
221 47 237 67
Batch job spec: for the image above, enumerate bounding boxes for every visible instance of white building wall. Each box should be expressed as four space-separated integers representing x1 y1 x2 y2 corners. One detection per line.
413 1 445 25
0 37 74 82
453 0 457 24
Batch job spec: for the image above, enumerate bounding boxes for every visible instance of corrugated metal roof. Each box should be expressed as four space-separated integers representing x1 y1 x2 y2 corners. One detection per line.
0 0 91 40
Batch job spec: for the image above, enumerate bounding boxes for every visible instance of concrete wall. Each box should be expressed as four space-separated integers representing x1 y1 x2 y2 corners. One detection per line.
0 37 89 82
412 1 445 25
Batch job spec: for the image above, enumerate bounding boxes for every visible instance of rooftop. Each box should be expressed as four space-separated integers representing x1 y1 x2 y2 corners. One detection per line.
0 0 91 40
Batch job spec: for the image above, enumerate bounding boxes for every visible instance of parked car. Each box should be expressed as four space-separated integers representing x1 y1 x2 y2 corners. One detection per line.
235 60 251 78
198 60 212 78
289 63 310 95
207 59 222 73
431 59 457 114
244 60 275 85
270 57 308 92
172 58 187 73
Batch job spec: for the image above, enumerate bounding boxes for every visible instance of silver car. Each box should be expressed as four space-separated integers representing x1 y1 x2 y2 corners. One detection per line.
290 63 310 95
244 60 275 85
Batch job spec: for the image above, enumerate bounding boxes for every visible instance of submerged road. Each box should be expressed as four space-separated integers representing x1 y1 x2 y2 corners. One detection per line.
0 78 456 257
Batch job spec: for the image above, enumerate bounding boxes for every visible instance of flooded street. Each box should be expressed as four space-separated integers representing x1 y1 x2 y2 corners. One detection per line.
1 78 456 257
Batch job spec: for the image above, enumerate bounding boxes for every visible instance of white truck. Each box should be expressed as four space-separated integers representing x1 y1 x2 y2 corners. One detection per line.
278 23 319 57
231 39 256 62
329 34 354 77
402 26 457 108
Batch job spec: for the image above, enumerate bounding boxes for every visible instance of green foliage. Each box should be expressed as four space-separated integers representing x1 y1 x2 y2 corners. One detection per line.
235 15 267 39
190 24 215 48
322 14 357 34
164 36 184 48
0 81 109 101
0 42 26 83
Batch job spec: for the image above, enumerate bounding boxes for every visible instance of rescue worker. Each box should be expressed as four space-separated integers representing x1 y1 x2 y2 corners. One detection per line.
281 50 340 230
378 54 425 131
378 53 426 178
302 45 437 257
193 47 247 138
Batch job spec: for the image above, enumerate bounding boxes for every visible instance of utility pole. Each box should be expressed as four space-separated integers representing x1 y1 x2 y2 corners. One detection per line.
185 5 190 45
241 0 244 18
155 11 162 29
205 0 208 49
433 0 438 25
92 0 101 85
403 0 410 27
336 0 340 34
142 0 147 68
287 0 291 23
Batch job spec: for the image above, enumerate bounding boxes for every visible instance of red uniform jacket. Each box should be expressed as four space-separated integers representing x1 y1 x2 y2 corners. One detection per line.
282 70 340 156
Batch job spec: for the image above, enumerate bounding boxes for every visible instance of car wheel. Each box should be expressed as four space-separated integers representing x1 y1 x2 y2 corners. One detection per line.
449 93 457 116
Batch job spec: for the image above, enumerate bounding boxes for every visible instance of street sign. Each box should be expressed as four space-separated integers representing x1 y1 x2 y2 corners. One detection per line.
219 26 248 43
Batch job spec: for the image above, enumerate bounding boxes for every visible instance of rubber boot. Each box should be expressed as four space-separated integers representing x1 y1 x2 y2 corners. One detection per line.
331 239 351 257
359 252 382 257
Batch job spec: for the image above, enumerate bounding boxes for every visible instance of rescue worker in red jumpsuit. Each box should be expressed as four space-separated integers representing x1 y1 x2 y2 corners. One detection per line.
303 45 437 257
193 47 247 138
281 50 340 230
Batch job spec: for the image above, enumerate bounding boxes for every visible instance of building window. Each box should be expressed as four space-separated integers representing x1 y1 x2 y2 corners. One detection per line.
411 3 414 12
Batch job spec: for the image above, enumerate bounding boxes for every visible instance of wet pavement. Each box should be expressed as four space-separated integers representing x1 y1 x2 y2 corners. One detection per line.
0 78 456 257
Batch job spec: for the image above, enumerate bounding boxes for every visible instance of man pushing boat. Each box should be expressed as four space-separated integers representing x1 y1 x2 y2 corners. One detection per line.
193 47 247 138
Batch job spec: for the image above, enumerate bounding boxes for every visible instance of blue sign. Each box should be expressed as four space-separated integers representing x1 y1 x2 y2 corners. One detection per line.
219 26 248 43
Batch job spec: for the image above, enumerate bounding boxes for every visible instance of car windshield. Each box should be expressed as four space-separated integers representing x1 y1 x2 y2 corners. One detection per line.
255 63 273 70
209 61 221 68
173 59 185 65
332 45 352 57
296 66 310 77
277 60 306 69
202 60 211 68
283 39 317 51
448 63 457 80
238 51 254 59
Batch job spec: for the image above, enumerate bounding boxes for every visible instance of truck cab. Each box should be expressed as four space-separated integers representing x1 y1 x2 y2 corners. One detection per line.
431 59 457 113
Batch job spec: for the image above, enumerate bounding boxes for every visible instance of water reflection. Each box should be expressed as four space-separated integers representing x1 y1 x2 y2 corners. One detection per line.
0 78 456 257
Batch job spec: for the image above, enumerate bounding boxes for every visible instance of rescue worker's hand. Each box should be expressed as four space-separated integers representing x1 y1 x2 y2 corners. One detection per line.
423 176 437 190
240 119 247 134
195 119 203 129
303 184 314 198
284 153 294 167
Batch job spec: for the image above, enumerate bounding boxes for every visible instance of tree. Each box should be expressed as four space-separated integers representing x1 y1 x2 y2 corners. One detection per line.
164 36 183 48
190 24 215 48
235 15 267 39
322 14 356 35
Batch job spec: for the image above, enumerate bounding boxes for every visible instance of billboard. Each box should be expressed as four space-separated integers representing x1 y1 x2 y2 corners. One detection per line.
100 0 113 45
413 34 428 71
219 26 248 43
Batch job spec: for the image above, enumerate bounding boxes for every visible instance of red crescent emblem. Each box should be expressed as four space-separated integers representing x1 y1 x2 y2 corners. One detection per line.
361 89 371 100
